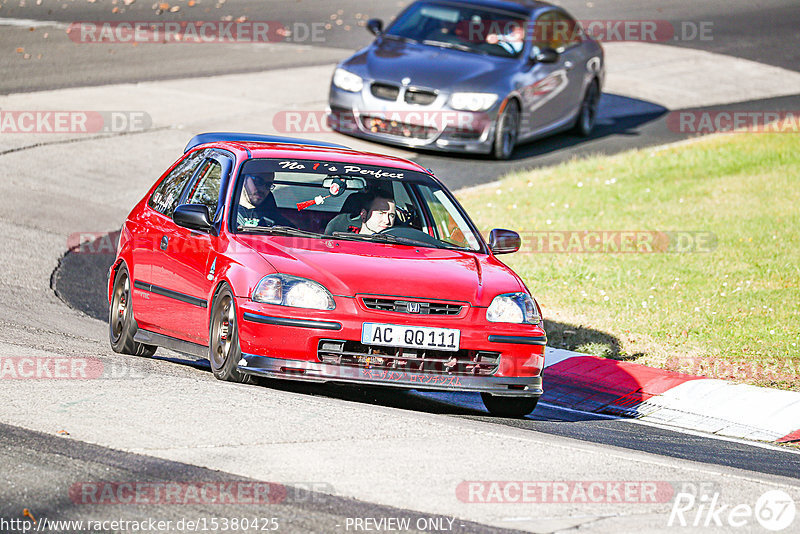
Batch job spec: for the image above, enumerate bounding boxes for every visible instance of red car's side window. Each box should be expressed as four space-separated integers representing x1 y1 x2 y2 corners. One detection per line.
186 159 224 216
148 150 207 217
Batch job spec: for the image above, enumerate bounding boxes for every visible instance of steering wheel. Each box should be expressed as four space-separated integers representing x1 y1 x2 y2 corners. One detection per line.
378 225 443 247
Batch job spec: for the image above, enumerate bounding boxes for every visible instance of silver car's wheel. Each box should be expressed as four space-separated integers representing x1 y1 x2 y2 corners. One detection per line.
209 285 253 384
575 80 600 137
493 100 520 160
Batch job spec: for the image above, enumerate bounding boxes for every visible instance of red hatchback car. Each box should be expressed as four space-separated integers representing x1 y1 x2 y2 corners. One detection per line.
109 133 546 416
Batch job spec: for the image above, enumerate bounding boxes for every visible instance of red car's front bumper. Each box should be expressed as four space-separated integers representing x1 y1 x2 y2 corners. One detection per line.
235 295 546 396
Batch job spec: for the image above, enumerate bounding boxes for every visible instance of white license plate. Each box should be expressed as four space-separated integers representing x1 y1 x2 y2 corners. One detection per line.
361 323 460 352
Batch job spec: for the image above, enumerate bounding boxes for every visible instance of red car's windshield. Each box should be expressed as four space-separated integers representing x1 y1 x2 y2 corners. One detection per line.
230 158 483 252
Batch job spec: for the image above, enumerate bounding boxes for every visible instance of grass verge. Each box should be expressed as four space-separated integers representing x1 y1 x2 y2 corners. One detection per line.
457 133 799 390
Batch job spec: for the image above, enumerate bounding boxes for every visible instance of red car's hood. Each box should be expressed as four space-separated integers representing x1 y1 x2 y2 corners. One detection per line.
233 235 524 306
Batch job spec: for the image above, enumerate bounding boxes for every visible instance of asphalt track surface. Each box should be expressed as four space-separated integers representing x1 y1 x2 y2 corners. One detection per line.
0 422 520 534
3 0 800 532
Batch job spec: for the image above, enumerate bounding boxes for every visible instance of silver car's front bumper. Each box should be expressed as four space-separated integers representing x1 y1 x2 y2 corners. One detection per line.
328 84 500 154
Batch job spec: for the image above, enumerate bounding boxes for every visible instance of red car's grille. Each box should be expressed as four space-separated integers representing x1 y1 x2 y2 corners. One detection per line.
362 298 463 315
317 340 500 376
359 115 437 140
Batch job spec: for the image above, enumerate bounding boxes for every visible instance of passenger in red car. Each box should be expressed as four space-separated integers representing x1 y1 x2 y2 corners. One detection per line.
358 196 397 235
237 173 294 227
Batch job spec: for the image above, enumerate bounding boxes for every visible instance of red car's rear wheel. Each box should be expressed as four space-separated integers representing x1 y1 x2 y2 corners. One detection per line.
109 264 156 356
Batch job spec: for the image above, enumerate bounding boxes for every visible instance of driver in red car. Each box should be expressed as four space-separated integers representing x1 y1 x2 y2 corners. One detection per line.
237 172 294 228
357 195 397 235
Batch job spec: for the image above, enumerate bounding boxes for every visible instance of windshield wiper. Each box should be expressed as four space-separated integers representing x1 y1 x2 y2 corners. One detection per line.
332 232 436 247
422 39 473 53
331 231 401 244
433 241 473 251
331 231 448 248
384 33 419 44
237 225 322 238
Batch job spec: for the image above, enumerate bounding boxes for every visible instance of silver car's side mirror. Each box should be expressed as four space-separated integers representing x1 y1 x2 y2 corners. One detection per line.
533 47 560 63
488 229 521 254
366 18 383 36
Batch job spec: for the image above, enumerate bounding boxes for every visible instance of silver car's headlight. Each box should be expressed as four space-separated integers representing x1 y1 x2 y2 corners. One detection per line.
487 293 540 324
332 68 364 93
252 274 335 310
450 92 498 112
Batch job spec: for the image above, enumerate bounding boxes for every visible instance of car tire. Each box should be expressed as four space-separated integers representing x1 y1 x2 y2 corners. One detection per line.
209 285 253 384
574 79 600 137
481 393 539 418
492 99 520 160
109 264 156 357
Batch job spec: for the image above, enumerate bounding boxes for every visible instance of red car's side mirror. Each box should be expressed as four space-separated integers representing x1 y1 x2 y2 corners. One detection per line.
488 228 521 254
173 204 216 235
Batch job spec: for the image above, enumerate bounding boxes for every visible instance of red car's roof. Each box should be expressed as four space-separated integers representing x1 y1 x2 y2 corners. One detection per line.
196 141 433 176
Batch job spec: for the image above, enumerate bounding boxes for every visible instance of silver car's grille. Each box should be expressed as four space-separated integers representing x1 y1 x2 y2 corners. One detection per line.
317 340 500 376
359 115 437 139
371 82 400 101
404 88 437 105
362 297 463 315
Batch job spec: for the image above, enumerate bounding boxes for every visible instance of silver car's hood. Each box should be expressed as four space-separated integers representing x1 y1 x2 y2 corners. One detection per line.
345 38 515 91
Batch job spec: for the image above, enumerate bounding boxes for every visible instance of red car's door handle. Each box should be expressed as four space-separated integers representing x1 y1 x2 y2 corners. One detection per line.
160 235 168 251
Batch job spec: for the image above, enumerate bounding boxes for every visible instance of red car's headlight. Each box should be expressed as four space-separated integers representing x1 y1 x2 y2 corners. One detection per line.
252 274 335 310
486 292 541 324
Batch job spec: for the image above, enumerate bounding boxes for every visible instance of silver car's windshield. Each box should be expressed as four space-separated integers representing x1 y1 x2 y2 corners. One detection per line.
385 1 528 58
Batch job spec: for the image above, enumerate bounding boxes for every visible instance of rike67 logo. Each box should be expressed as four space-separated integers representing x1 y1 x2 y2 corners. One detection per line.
668 489 796 531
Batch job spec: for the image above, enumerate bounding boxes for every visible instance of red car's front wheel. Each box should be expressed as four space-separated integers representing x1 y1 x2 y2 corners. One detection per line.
481 393 539 418
209 285 253 384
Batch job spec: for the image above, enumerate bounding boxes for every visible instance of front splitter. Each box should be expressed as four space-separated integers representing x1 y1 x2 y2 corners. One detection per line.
239 354 542 397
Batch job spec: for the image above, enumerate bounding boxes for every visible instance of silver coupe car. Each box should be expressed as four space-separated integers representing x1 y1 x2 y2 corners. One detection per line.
327 0 604 159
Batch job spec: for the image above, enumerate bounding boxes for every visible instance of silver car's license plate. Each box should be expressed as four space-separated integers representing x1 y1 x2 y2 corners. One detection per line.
361 323 460 352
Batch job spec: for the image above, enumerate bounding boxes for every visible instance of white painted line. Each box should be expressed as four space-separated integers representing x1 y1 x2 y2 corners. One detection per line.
540 401 800 456
543 346 584 367
0 17 69 29
640 379 800 442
